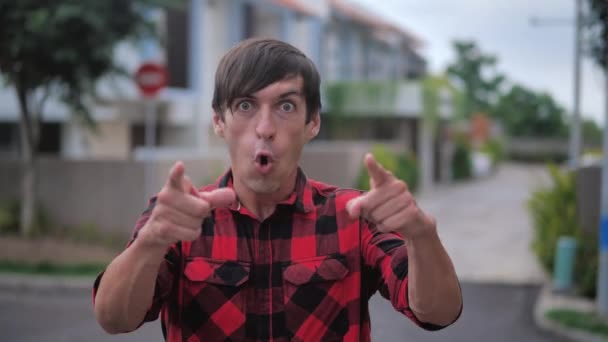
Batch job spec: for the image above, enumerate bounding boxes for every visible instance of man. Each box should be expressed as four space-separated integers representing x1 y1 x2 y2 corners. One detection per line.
93 38 462 341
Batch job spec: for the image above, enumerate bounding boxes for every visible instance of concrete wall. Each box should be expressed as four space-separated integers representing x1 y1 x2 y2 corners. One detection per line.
0 157 229 235
0 142 403 234
506 137 568 158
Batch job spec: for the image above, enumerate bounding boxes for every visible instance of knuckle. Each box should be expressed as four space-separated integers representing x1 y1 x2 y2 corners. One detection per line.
157 224 175 241
395 180 408 192
157 188 172 203
402 192 413 205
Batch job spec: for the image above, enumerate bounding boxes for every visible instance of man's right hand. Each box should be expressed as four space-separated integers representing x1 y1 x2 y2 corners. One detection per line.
138 161 236 249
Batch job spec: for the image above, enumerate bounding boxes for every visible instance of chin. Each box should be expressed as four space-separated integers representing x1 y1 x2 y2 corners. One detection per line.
246 178 281 195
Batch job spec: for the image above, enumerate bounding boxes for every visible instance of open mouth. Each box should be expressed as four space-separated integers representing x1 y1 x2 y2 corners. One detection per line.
259 155 270 166
254 152 274 174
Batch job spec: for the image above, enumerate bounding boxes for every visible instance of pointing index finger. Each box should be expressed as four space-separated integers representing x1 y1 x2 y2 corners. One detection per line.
167 161 186 191
365 153 391 187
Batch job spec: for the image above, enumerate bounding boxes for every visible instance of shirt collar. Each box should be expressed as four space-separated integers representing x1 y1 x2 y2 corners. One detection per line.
217 167 314 214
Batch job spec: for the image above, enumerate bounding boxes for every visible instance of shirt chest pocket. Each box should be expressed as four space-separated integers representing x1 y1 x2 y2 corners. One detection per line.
282 255 351 341
182 258 250 340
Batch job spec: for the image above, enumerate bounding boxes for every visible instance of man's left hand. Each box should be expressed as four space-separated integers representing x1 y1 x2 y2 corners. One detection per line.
346 153 436 240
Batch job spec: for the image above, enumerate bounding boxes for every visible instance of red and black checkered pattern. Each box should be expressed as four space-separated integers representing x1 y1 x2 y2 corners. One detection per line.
93 168 452 341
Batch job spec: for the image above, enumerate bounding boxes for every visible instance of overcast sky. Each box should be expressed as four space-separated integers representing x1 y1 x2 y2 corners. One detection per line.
351 0 606 124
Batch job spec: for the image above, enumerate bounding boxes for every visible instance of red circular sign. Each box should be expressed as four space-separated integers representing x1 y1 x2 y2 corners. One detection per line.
135 62 168 97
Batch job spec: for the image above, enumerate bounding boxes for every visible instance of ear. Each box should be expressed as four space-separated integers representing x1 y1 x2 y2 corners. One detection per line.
213 112 225 138
306 112 321 141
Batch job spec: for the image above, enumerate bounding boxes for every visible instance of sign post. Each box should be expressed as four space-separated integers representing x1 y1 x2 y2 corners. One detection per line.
134 62 168 199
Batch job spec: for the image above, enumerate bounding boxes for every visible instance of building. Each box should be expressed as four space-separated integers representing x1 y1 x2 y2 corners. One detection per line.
0 0 453 189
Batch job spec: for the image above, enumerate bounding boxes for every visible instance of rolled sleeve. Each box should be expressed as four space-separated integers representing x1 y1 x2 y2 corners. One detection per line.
361 221 454 331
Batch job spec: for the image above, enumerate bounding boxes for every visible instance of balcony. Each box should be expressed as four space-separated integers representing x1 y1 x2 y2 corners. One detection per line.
322 79 454 119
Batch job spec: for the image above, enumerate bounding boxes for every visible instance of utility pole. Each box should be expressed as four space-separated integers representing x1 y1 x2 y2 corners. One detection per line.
598 60 608 316
529 0 583 168
570 0 583 168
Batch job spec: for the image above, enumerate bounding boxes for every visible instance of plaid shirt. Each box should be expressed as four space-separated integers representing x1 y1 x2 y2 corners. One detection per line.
94 168 455 341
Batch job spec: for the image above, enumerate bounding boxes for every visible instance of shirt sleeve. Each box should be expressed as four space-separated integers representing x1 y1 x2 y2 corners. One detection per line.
92 196 181 325
361 220 452 331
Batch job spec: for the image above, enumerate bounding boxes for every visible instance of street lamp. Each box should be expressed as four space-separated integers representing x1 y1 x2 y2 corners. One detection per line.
529 0 583 168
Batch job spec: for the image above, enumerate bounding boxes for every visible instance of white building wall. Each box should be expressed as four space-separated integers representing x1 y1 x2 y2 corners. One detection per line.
322 28 340 82
253 6 282 39
350 29 364 80
291 16 313 58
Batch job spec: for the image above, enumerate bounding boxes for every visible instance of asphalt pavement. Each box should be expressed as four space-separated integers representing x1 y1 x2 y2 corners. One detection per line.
0 282 567 342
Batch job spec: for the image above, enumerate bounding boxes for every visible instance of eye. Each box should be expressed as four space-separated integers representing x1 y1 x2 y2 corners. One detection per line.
280 102 295 112
237 100 253 112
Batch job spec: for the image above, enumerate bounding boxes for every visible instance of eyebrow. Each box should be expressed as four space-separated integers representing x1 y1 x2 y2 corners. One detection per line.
234 89 303 102
278 90 303 99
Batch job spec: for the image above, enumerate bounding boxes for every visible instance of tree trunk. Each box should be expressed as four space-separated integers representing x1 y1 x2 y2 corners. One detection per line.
15 84 37 238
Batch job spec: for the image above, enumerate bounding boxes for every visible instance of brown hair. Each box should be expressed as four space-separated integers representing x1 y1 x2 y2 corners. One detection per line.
212 38 321 123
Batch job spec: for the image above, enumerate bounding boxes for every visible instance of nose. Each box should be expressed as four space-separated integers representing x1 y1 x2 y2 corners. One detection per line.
255 108 276 140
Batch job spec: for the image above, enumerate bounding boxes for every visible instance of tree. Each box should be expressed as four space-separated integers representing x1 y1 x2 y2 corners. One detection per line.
446 40 506 119
587 0 608 69
582 118 603 146
0 1 173 236
494 85 568 138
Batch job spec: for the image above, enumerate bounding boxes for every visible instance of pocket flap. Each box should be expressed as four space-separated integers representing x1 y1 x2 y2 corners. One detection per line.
284 255 349 285
184 258 250 287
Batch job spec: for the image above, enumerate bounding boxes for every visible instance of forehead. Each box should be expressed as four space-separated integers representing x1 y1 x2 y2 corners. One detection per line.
248 76 304 99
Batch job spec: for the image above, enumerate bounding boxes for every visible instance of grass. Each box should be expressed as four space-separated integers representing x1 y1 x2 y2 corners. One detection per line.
546 308 608 339
0 260 105 277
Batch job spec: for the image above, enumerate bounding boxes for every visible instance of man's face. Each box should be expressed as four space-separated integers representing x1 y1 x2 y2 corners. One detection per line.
213 76 320 195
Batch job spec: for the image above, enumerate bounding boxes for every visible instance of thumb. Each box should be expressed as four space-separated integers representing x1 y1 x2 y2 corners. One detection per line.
346 196 364 219
199 188 237 209
182 175 199 196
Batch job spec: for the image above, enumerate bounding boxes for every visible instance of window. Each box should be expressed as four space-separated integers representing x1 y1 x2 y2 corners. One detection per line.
130 123 161 150
0 123 14 148
37 123 61 155
243 3 255 39
166 5 191 88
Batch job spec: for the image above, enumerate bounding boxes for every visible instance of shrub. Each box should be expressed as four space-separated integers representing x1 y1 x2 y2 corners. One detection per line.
0 200 51 236
480 138 505 167
576 232 598 298
528 164 598 299
0 200 19 234
528 165 580 273
452 138 472 180
355 144 418 192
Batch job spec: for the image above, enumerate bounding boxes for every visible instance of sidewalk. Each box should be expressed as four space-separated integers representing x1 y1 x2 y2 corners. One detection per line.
0 273 93 294
534 283 606 342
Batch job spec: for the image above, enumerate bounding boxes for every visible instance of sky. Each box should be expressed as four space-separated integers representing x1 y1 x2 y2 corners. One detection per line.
351 0 606 125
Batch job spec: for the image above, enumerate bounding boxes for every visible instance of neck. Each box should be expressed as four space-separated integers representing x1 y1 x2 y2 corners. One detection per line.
233 168 298 221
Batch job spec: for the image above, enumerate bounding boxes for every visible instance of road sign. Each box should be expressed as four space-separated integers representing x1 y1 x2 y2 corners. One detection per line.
135 62 168 97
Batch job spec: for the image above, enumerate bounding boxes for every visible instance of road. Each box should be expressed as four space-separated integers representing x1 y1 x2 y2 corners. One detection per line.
1 163 563 341
0 282 566 342
417 163 548 284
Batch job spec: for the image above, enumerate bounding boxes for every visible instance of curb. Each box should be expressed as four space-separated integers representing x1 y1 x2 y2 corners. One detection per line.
534 281 606 342
0 273 94 294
